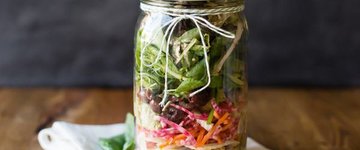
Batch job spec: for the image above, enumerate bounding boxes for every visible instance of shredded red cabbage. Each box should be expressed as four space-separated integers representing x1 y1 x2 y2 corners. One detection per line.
159 116 196 145
170 103 208 120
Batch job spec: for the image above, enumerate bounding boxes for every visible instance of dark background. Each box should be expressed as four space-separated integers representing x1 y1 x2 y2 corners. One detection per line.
0 0 359 87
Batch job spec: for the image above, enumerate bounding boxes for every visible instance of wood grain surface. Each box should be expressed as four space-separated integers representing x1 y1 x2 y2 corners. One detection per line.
0 88 359 150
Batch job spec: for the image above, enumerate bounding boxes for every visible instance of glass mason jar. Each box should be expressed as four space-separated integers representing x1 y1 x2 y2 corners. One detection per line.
133 0 248 149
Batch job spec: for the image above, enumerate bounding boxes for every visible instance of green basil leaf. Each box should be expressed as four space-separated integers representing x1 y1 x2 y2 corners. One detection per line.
99 113 135 150
99 135 125 150
123 113 135 150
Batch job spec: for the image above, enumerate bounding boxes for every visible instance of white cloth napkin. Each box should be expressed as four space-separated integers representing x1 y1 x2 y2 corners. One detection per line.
38 122 268 150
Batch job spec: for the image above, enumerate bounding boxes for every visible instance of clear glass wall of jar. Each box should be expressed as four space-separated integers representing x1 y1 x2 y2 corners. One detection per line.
133 0 248 149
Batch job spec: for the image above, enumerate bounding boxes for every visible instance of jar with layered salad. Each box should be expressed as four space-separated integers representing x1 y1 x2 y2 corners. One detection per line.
133 0 248 149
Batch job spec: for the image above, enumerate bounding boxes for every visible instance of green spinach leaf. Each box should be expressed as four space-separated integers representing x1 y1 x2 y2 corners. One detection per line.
178 28 199 43
186 58 206 80
175 78 206 94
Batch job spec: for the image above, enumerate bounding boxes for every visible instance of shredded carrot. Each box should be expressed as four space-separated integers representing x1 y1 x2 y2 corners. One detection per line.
223 119 230 125
214 111 220 119
189 129 199 137
199 112 229 146
196 128 206 147
221 122 232 132
159 140 170 149
213 136 223 144
174 134 186 140
165 134 187 145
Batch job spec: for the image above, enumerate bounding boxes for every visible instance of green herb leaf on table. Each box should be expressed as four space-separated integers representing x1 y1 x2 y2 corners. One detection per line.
99 113 135 150
123 113 135 150
99 135 126 150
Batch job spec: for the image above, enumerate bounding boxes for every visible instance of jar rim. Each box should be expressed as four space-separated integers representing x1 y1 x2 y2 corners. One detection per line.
141 0 244 9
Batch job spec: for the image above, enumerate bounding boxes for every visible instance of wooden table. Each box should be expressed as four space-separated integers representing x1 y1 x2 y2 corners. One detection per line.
0 88 359 150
